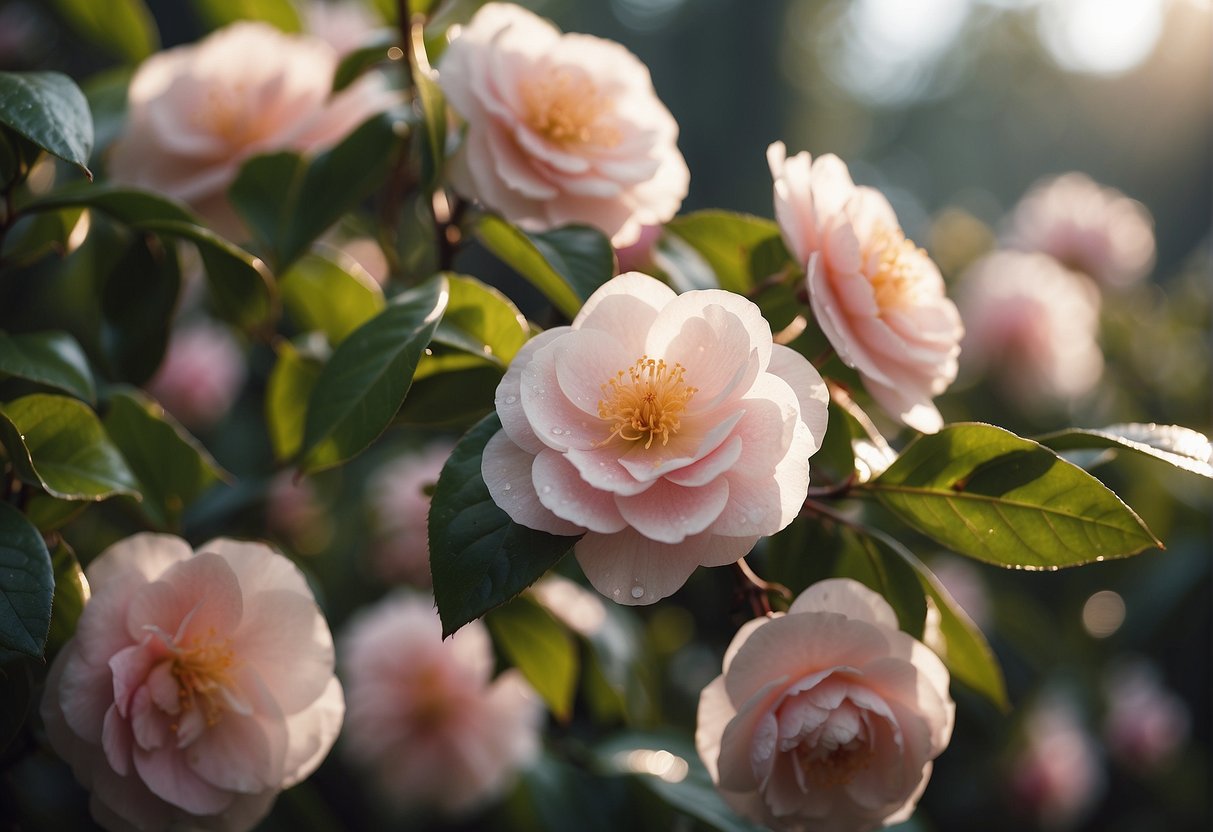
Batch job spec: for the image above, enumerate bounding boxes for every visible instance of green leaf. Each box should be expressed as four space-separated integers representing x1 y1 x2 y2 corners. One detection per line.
411 40 446 193
487 595 578 721
664 211 784 294
280 251 385 344
0 330 95 402
0 71 93 177
838 530 928 639
98 234 180 385
49 0 159 63
430 273 530 366
299 276 448 473
190 0 301 31
45 539 87 658
102 388 230 530
868 423 1161 569
0 394 139 502
25 493 85 533
332 33 398 92
396 364 501 429
0 657 33 753
430 413 581 637
0 206 88 267
229 112 405 271
476 215 615 319
1037 423 1213 480
0 502 52 657
266 341 324 462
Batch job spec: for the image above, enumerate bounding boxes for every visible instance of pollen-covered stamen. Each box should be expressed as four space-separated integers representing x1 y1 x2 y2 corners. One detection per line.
866 225 932 312
597 355 697 449
520 66 622 148
171 628 240 728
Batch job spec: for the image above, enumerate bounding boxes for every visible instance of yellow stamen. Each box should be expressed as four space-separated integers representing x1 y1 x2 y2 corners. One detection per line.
520 67 622 148
597 355 697 449
867 226 931 312
171 628 238 728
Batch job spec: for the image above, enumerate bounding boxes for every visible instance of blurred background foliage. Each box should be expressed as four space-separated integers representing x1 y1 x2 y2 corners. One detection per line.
0 0 1208 830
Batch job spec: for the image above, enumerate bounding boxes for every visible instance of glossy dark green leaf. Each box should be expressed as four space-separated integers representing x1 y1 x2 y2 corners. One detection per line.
0 71 93 176
266 340 323 461
190 0 301 31
811 399 858 487
868 423 1161 569
300 276 448 473
49 0 159 63
280 251 385 344
102 388 230 530
1037 423 1213 480
229 112 405 271
838 530 928 639
25 493 85 533
430 273 529 366
0 330 95 402
396 364 501 429
0 502 52 657
664 211 784 294
487 595 578 721
45 539 87 658
0 206 87 267
0 394 139 501
332 33 398 92
430 413 581 637
476 215 615 319
96 234 179 385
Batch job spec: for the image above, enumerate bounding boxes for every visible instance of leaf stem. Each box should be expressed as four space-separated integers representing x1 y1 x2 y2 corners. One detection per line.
731 556 790 618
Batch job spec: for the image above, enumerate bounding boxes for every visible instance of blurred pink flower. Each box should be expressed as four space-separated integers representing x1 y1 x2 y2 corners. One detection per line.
1103 660 1190 771
614 224 661 274
146 319 246 431
696 578 955 832
339 592 542 815
769 142 963 433
438 3 689 246
1007 172 1155 289
368 442 454 585
956 251 1103 403
108 21 398 236
1009 694 1104 830
483 272 828 605
40 534 344 831
304 0 386 54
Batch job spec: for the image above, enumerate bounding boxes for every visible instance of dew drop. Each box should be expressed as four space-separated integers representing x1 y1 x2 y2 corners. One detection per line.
541 485 553 494
630 585 645 599
502 483 512 492
551 427 564 436
504 395 518 405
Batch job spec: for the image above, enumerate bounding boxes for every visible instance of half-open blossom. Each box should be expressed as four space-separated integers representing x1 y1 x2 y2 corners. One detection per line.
482 272 828 604
368 442 454 585
1009 693 1104 830
956 251 1103 404
1007 172 1155 289
1103 660 1190 771
696 579 955 832
40 534 344 831
340 592 542 815
769 142 962 433
108 21 398 236
146 319 246 431
438 3 689 246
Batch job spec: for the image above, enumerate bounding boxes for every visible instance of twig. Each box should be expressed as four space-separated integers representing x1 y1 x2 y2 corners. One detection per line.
731 557 791 619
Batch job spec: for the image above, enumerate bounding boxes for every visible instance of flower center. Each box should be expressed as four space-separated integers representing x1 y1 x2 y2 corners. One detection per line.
867 226 932 312
597 355 697 449
797 737 876 788
520 67 622 148
171 630 238 727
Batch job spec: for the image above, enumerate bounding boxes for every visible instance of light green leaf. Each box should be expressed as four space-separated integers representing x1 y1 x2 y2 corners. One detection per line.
280 251 385 344
333 33 397 92
476 215 616 319
49 0 158 63
868 422 1161 569
0 330 95 403
45 539 87 658
411 38 446 193
664 211 785 294
430 273 529 366
266 341 323 461
0 71 93 176
1037 423 1213 480
299 276 448 473
430 413 581 637
190 0 301 31
487 595 578 721
0 502 52 657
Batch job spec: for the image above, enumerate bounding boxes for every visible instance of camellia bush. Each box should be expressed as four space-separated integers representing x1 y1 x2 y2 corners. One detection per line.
0 1 1207 830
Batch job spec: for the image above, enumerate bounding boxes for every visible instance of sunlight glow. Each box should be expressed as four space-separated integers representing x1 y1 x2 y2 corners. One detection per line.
1038 0 1165 76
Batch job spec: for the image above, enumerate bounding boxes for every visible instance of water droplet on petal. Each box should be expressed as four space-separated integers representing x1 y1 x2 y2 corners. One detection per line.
504 395 518 405
551 427 564 436
541 485 553 494
502 483 512 491
630 585 645 599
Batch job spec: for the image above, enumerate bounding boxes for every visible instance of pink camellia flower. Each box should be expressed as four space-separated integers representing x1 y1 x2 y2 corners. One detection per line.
340 592 542 815
1103 660 1190 772
482 272 829 605
956 251 1103 403
1009 693 1104 830
368 442 454 585
40 534 344 832
695 578 955 832
437 3 690 246
146 319 246 431
768 142 963 433
108 21 398 236
1007 172 1155 289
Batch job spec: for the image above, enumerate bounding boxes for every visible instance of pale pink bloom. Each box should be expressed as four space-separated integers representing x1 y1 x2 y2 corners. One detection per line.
530 575 608 638
695 579 955 832
368 442 453 585
108 21 398 236
768 142 963 433
339 592 542 814
438 3 689 246
956 251 1103 403
336 236 390 286
1009 694 1104 830
1103 660 1190 771
483 272 828 605
304 0 386 55
265 471 329 551
1008 172 1155 289
614 224 661 274
40 534 344 832
146 319 246 431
